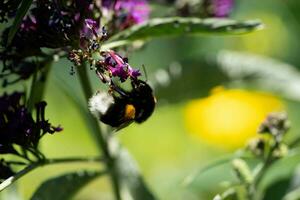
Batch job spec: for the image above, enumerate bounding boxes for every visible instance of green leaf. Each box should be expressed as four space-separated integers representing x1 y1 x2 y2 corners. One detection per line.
183 153 258 194
267 158 300 200
30 170 105 200
216 51 300 102
7 0 33 46
108 17 263 43
182 154 235 187
258 151 300 198
116 148 157 200
283 187 300 200
262 178 291 200
155 50 300 104
152 57 229 104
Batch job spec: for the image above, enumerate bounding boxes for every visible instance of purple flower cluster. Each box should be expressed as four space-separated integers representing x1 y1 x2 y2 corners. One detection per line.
102 0 150 29
101 51 141 82
0 0 96 86
0 92 62 154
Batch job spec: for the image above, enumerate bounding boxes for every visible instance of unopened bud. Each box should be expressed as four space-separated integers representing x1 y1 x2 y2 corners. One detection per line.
232 159 253 185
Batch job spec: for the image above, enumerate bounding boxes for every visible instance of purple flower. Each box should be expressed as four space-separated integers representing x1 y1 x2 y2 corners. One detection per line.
20 15 37 32
101 0 113 8
79 18 100 48
109 64 129 82
103 51 141 82
0 92 62 152
80 19 99 39
102 0 150 29
128 66 141 79
204 0 234 18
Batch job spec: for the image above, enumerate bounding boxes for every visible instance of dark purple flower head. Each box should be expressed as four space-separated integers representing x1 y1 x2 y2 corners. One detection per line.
101 0 113 8
20 15 37 32
0 92 62 152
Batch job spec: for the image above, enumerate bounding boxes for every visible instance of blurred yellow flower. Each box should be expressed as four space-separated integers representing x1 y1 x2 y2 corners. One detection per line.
184 87 284 149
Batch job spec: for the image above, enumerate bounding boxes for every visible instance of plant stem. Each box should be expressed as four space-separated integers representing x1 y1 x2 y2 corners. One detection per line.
0 156 104 192
45 156 105 165
0 163 39 192
249 143 279 199
27 60 52 111
77 65 122 200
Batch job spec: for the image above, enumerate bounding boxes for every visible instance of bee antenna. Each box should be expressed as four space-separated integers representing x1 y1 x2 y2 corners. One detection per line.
142 64 148 82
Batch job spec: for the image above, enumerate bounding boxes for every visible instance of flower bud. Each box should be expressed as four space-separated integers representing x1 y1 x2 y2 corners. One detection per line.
232 159 253 185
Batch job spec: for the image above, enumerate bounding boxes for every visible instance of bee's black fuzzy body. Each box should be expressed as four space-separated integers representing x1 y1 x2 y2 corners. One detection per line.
90 80 156 129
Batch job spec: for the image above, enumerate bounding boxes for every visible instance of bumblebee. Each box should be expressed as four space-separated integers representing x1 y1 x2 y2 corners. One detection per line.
89 80 156 130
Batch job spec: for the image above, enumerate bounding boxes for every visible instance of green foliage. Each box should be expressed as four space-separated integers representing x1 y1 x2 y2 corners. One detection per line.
259 151 300 200
7 0 33 46
30 170 105 200
216 51 300 102
116 149 157 200
108 17 263 44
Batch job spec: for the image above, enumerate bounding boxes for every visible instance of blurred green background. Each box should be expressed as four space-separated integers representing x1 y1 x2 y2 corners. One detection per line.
2 0 300 199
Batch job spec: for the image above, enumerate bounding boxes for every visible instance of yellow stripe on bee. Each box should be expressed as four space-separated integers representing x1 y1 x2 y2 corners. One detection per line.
124 104 136 120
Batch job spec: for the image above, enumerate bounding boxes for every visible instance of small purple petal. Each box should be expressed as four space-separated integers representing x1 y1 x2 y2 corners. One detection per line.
109 64 129 82
80 19 100 41
128 66 141 79
210 0 234 18
104 0 150 29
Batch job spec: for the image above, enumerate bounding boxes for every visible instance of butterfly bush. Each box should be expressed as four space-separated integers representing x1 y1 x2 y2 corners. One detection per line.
4 1 284 200
0 0 150 86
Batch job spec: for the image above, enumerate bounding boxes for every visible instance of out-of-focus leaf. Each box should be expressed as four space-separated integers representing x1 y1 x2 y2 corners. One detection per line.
217 51 300 101
283 187 300 200
7 0 33 46
115 148 157 200
282 164 300 200
258 152 300 198
152 59 229 104
182 155 235 187
54 64 105 153
154 50 300 104
289 164 300 191
30 170 105 200
262 178 291 200
188 161 236 194
265 165 300 200
108 17 263 43
183 153 258 196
